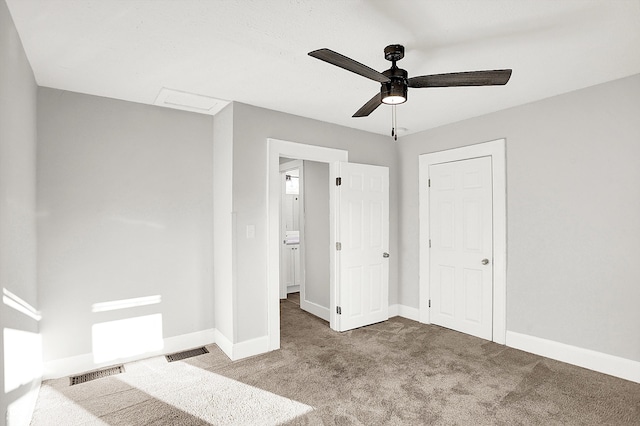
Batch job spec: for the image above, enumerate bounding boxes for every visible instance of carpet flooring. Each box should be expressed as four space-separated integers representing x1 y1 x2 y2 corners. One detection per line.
31 296 640 425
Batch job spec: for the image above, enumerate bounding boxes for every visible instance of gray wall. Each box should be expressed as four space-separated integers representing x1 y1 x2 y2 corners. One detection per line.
303 160 330 308
398 74 640 362
37 89 214 364
0 1 39 424
231 102 398 342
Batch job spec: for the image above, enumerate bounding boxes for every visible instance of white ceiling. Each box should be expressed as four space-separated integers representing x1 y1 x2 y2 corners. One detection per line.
6 0 640 137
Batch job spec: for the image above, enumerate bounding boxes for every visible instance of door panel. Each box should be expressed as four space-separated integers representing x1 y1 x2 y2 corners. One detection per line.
335 162 389 332
429 156 493 340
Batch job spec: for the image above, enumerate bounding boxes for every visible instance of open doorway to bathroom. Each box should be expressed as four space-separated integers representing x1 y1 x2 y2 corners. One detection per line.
279 157 330 322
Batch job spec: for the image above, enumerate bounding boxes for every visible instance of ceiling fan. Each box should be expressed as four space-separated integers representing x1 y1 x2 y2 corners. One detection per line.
308 44 512 138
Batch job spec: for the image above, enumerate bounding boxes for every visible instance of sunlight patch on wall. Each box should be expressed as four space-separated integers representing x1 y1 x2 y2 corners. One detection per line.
3 288 41 321
91 295 161 313
92 314 163 363
3 328 42 393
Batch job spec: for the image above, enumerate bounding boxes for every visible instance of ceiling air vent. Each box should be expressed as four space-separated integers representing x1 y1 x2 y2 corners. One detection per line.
165 347 209 363
154 88 229 116
70 365 125 386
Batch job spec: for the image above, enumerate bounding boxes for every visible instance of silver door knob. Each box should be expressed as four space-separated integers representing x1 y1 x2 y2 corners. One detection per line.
481 258 489 265
383 252 390 258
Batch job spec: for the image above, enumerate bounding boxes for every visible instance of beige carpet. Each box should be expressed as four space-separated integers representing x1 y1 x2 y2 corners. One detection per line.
31 299 640 425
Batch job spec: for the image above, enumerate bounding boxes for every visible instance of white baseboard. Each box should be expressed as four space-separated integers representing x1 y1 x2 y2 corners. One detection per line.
213 329 271 361
164 329 216 354
213 329 233 359
43 328 216 380
389 304 398 317
231 335 270 360
300 299 330 321
389 304 420 322
506 331 640 384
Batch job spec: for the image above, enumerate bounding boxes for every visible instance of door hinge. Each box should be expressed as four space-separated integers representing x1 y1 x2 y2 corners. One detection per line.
428 178 431 187
336 177 342 186
336 242 342 251
429 239 431 248
336 306 342 315
428 299 431 308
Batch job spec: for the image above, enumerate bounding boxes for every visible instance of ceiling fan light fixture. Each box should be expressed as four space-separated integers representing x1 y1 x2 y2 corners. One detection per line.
381 80 407 105
382 95 406 105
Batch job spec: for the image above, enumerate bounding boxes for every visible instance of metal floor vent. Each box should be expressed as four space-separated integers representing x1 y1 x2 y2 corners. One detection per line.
165 347 209 362
70 365 125 386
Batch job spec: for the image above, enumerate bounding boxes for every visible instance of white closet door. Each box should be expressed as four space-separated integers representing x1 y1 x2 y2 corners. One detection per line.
429 156 493 340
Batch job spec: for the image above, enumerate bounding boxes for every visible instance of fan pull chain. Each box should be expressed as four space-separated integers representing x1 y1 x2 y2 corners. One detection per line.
391 105 398 141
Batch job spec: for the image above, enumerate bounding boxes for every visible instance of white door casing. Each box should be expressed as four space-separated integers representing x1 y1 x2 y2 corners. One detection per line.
429 156 493 340
334 161 390 332
419 139 506 344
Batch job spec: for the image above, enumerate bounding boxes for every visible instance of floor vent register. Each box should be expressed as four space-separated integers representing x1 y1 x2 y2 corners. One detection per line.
165 347 209 363
70 365 125 386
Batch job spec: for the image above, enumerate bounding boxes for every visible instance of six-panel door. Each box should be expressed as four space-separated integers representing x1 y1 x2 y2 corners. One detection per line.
336 162 389 332
429 156 493 340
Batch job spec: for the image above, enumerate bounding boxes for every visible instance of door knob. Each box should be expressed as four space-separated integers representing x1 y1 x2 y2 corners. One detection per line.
383 252 390 258
481 258 489 265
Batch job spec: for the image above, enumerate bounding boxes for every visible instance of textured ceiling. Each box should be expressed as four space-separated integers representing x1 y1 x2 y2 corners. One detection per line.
6 0 640 137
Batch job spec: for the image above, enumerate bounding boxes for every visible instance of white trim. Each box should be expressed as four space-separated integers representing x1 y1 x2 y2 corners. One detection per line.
213 329 233 360
506 331 640 384
389 304 421 322
389 304 399 317
43 328 216 379
267 138 348 352
231 335 270 360
399 305 420 322
419 139 507 344
300 299 330 322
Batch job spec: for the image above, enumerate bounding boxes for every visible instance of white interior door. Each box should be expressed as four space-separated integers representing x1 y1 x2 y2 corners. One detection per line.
334 162 389 332
429 156 493 340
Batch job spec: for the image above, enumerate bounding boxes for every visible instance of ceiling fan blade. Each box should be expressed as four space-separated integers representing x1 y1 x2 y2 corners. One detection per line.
309 48 390 83
408 69 512 88
353 93 382 117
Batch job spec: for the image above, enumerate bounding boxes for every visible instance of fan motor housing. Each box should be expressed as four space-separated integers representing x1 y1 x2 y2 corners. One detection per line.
384 44 405 62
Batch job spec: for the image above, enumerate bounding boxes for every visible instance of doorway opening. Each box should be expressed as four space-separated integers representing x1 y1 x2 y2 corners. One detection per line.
279 158 332 322
268 138 390 350
418 139 507 344
267 139 348 351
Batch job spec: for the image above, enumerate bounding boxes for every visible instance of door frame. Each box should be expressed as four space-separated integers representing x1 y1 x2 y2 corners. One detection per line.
279 159 304 299
418 139 507 344
267 138 348 351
